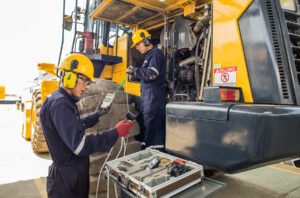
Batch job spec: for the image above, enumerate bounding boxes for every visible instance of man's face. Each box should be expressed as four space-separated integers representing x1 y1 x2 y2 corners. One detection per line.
135 42 148 54
71 74 92 98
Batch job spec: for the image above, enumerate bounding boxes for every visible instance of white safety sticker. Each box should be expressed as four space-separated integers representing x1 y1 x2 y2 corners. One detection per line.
214 66 237 86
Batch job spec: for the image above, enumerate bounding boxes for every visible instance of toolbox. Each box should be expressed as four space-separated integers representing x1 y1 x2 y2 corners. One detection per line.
105 148 204 198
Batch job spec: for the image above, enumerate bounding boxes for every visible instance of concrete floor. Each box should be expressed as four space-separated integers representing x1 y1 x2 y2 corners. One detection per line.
1 104 300 198
0 105 51 198
214 164 300 198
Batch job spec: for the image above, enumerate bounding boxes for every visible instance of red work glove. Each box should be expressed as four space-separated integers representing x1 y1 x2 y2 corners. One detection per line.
115 120 135 137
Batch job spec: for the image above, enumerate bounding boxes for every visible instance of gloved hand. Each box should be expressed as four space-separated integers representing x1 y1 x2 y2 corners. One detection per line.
115 120 135 137
126 66 135 74
95 102 111 116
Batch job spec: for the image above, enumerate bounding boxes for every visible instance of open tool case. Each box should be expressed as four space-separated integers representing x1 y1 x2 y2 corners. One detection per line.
105 149 204 198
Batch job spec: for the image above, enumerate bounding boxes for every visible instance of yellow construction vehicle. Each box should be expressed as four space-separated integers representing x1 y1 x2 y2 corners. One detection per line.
34 0 300 169
0 86 21 105
0 86 5 100
85 0 300 173
27 0 300 183
23 0 300 196
21 64 58 152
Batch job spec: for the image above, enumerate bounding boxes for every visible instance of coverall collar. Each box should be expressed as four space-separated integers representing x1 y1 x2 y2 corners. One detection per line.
58 87 78 104
144 45 155 56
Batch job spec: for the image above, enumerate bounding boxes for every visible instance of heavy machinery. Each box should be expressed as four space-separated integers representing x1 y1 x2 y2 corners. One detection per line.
86 0 300 174
24 0 300 196
0 85 21 105
0 86 5 100
21 65 58 152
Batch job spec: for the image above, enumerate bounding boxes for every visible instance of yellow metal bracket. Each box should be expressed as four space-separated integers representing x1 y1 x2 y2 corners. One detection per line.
182 0 196 16
38 63 57 77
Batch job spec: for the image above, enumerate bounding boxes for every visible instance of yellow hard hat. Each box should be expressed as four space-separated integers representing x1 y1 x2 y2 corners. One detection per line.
59 53 95 81
131 29 151 48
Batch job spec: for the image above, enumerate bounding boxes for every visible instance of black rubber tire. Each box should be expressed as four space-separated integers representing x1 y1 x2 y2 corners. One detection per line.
31 89 48 153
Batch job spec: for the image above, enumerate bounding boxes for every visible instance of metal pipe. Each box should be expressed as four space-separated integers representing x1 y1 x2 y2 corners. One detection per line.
115 24 119 56
57 0 66 73
199 21 212 100
164 12 175 97
71 0 78 52
94 21 100 51
194 30 206 99
106 23 111 55
84 0 90 32
178 56 196 67
193 15 211 34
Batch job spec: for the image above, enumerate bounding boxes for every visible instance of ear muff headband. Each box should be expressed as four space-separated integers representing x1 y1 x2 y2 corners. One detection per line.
63 59 79 88
140 32 150 47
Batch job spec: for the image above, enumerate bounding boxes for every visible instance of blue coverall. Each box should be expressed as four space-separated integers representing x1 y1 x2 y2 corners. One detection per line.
133 46 166 150
40 87 118 198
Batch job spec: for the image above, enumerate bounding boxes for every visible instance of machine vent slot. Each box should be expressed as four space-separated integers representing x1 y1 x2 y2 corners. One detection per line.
266 0 290 99
284 6 300 86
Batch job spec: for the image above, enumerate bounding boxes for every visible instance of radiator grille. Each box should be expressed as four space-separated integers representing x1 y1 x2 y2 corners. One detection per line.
284 9 300 83
266 0 290 99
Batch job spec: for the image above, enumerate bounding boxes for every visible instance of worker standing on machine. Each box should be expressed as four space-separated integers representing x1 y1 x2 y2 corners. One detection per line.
126 29 166 151
40 53 135 198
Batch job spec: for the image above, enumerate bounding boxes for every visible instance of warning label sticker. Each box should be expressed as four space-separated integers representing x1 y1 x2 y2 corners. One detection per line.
214 66 237 86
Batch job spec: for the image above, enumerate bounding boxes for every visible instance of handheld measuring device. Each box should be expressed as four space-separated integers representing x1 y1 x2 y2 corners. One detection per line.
100 80 126 109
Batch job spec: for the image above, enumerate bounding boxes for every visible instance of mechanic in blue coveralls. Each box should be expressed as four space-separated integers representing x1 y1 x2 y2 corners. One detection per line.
126 29 166 151
40 53 135 198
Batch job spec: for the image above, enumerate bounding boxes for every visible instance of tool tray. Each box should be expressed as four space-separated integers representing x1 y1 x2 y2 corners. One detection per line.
105 149 204 198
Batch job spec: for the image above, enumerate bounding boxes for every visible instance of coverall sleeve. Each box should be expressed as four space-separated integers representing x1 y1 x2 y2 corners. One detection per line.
80 112 100 129
51 100 119 156
135 55 162 82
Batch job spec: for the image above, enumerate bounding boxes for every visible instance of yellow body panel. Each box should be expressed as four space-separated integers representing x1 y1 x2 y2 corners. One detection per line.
212 0 253 102
112 35 141 96
25 81 57 139
124 81 141 96
0 86 5 99
38 63 57 77
99 43 114 56
22 100 32 140
41 80 59 103
101 66 113 79
99 43 114 79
